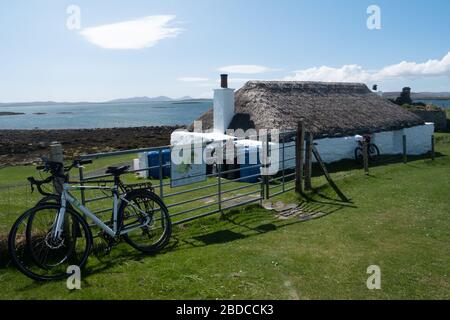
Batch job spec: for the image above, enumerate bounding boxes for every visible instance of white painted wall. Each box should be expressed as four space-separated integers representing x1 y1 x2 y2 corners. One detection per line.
280 123 435 168
213 88 235 134
168 123 434 176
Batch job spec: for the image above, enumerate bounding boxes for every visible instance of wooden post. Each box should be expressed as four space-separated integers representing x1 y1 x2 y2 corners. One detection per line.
217 162 222 213
265 135 270 199
304 132 313 190
363 140 369 176
158 149 164 199
402 135 407 164
295 121 305 193
431 135 435 161
79 165 86 205
50 142 64 194
312 146 349 202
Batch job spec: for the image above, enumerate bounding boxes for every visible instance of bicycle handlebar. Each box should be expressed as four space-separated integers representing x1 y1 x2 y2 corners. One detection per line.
27 176 54 197
37 158 92 174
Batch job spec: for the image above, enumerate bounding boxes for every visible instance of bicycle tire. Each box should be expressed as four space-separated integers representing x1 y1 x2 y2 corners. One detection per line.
8 204 93 282
369 144 380 162
354 147 364 163
119 189 172 254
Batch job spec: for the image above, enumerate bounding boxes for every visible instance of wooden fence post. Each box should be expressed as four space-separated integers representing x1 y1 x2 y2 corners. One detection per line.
402 135 407 164
295 121 305 193
79 165 86 205
217 162 222 213
431 135 435 161
265 135 270 199
363 140 369 176
50 142 64 194
304 132 313 190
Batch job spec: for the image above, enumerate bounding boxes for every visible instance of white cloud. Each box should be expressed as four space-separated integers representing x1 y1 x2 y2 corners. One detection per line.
79 15 182 49
284 51 450 83
177 77 209 82
218 65 279 74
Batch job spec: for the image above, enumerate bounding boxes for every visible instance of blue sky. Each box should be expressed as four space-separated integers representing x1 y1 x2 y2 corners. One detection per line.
1 0 450 102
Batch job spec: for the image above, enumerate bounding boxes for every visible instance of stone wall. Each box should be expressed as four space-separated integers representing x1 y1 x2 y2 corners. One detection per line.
410 110 447 132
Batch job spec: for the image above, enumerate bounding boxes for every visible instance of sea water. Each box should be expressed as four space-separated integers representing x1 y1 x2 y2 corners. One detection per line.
0 100 212 130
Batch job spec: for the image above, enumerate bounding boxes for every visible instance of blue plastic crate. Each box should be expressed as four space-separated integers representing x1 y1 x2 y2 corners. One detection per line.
239 146 260 183
147 149 171 179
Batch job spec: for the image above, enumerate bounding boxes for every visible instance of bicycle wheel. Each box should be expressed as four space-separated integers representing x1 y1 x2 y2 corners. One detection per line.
119 189 171 254
8 204 92 281
369 144 380 162
354 147 363 163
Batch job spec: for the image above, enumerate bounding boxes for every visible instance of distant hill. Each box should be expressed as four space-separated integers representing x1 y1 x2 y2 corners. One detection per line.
0 96 201 107
107 96 173 103
382 92 450 100
175 96 193 101
107 96 200 103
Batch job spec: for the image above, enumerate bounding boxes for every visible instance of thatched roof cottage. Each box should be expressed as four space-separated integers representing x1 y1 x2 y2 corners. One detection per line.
193 81 425 138
182 76 434 164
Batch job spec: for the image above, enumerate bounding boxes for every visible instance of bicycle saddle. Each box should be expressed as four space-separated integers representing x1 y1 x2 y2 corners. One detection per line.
105 166 130 176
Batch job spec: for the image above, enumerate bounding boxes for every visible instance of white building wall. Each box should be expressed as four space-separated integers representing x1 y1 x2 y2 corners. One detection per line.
280 123 434 167
403 123 435 155
168 123 434 175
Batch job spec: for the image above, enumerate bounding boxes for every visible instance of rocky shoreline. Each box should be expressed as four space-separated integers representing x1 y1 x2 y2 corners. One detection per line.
0 112 25 116
0 126 183 166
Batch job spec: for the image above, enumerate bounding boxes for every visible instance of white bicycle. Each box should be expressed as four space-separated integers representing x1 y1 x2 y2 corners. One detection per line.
8 158 171 281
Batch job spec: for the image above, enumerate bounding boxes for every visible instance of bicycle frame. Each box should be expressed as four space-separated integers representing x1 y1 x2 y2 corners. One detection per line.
52 182 151 240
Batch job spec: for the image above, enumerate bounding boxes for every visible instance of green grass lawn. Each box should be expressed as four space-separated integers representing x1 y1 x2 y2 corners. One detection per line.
0 133 449 299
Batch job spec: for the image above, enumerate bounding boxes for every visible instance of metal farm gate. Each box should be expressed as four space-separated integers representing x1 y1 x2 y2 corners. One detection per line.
76 131 298 226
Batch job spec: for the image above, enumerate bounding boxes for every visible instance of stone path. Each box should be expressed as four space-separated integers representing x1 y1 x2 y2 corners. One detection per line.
262 200 326 221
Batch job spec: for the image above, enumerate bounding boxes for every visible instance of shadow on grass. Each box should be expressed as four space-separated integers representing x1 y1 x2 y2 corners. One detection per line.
80 189 356 279
3 158 374 283
319 152 445 176
193 230 247 245
271 152 445 185
176 187 354 245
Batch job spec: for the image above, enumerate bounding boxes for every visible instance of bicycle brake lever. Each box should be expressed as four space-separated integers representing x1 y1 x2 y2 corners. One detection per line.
27 178 35 194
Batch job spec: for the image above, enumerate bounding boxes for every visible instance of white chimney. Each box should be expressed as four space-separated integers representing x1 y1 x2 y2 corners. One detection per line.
213 74 235 133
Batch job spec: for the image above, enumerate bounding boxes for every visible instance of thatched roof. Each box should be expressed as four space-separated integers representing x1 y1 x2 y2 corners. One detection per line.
191 81 425 138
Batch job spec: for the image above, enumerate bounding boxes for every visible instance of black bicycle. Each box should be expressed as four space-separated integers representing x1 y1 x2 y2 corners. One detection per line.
354 135 380 163
9 158 172 281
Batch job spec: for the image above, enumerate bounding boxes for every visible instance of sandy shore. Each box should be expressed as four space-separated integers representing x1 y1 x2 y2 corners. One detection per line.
0 126 183 166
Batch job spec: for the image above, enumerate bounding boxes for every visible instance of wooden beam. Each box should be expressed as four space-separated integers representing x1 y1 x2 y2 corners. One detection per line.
363 140 369 176
312 145 349 202
431 135 435 161
295 121 305 193
304 132 313 190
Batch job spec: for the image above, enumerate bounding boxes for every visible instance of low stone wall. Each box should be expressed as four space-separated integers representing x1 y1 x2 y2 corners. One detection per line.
410 110 447 132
